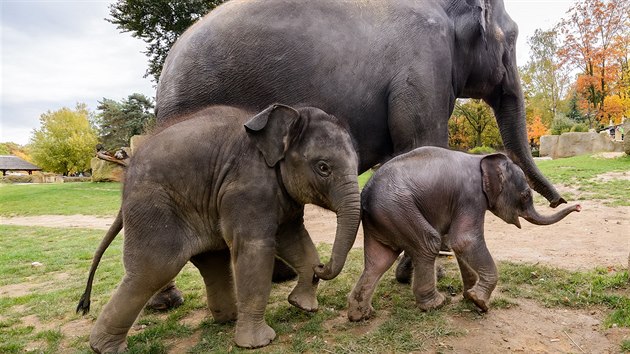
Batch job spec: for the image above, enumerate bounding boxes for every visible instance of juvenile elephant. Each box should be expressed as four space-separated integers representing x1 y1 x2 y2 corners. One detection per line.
347 147 580 321
77 104 361 351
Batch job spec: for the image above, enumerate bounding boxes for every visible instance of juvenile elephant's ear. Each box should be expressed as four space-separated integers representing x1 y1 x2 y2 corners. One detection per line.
244 104 300 167
480 153 508 209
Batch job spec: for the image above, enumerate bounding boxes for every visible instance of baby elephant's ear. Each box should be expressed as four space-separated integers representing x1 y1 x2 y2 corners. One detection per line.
245 104 300 167
480 153 509 209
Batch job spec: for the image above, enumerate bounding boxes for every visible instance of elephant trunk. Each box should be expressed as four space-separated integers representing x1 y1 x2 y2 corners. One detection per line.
313 179 361 280
493 91 566 208
521 203 581 226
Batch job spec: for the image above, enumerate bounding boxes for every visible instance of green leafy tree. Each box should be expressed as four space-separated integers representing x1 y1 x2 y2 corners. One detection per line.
95 93 156 151
520 29 571 126
450 99 502 150
30 104 98 175
108 0 227 82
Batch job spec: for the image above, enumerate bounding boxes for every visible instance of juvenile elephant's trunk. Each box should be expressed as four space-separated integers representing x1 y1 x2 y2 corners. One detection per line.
313 180 361 280
521 203 581 226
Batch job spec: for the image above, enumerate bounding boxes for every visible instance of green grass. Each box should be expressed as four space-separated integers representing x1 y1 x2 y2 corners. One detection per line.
536 154 630 206
0 182 121 216
0 225 628 353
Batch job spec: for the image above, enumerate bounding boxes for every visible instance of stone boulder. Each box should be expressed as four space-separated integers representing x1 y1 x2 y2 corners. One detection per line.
91 157 125 182
540 131 623 159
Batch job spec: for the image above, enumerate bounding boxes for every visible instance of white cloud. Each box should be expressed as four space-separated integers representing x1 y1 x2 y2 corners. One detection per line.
1 0 154 145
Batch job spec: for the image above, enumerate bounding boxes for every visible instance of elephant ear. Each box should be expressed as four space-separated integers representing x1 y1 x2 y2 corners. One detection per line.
244 104 300 167
480 153 508 209
452 0 487 47
481 153 522 228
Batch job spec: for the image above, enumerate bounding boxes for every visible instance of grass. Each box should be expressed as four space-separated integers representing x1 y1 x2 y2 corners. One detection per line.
536 154 630 206
0 225 628 353
0 182 121 217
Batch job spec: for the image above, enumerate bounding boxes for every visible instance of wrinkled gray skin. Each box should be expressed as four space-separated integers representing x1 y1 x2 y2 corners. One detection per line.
156 0 565 208
154 0 568 312
77 104 360 352
348 147 580 321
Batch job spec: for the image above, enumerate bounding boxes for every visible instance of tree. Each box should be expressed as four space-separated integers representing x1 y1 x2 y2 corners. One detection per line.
520 29 571 125
451 99 501 149
108 0 227 82
527 115 548 145
30 104 98 175
95 93 156 151
556 0 630 127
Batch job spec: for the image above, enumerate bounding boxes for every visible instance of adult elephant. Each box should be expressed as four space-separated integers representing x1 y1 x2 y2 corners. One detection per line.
153 0 567 310
156 0 564 207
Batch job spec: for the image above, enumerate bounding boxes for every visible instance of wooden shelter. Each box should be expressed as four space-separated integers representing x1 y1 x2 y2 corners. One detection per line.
0 155 42 176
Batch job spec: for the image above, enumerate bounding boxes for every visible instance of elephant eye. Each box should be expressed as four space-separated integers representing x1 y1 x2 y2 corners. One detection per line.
315 161 331 177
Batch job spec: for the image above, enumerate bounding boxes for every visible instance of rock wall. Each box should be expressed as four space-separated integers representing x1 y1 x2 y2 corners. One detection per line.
91 157 125 182
539 131 624 159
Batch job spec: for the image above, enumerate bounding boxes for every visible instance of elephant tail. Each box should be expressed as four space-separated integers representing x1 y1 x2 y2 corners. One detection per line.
76 209 123 315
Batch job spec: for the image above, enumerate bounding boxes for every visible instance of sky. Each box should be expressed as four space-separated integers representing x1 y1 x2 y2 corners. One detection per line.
0 0 576 146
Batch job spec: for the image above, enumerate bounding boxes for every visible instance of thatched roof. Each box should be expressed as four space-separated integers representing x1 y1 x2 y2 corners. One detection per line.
0 155 42 171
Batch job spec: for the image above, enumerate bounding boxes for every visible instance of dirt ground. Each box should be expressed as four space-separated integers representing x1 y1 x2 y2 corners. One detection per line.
1 199 628 352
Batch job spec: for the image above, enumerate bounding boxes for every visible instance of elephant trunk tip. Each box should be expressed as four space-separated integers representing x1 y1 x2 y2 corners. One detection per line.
549 197 567 208
574 204 582 212
313 262 339 281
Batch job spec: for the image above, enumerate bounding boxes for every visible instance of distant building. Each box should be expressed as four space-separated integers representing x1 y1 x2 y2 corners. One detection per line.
0 155 42 176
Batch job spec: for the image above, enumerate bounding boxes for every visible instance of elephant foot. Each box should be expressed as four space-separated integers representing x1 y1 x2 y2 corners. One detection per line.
288 288 318 312
234 321 276 348
145 284 184 311
464 288 489 312
89 328 128 354
347 295 374 322
210 307 238 323
416 291 447 311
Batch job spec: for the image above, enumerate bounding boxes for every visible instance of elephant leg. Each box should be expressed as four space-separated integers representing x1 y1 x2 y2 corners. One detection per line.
145 279 184 311
89 228 189 353
347 229 400 322
190 249 237 323
451 232 497 312
231 233 276 348
276 219 320 312
455 255 478 293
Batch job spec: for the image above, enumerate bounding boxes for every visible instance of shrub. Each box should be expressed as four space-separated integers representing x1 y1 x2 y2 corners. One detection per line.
468 146 496 155
570 123 589 132
1 175 33 183
550 114 575 135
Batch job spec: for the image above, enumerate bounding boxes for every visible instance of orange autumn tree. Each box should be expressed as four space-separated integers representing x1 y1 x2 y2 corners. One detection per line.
556 0 629 128
527 115 548 146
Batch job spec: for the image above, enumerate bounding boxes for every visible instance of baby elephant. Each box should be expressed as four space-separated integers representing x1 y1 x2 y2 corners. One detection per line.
348 147 580 321
78 104 361 352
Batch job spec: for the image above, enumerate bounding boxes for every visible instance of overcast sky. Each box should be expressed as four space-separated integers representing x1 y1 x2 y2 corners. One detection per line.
1 0 575 146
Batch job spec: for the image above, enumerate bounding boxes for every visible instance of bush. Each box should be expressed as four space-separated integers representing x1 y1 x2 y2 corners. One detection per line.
550 114 575 135
1 175 33 183
570 123 589 132
63 176 92 183
468 146 496 155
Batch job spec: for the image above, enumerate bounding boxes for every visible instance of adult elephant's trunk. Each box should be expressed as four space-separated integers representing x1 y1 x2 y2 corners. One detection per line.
521 203 581 226
492 90 566 208
314 179 361 280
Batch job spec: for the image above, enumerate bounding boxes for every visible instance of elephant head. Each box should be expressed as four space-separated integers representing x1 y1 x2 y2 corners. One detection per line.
451 0 565 207
481 154 580 228
245 104 361 280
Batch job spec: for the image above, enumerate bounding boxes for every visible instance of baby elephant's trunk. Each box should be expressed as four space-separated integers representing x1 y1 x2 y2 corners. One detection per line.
522 203 581 226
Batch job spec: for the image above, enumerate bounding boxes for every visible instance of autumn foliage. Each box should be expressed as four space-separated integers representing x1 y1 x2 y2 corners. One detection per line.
556 0 629 128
